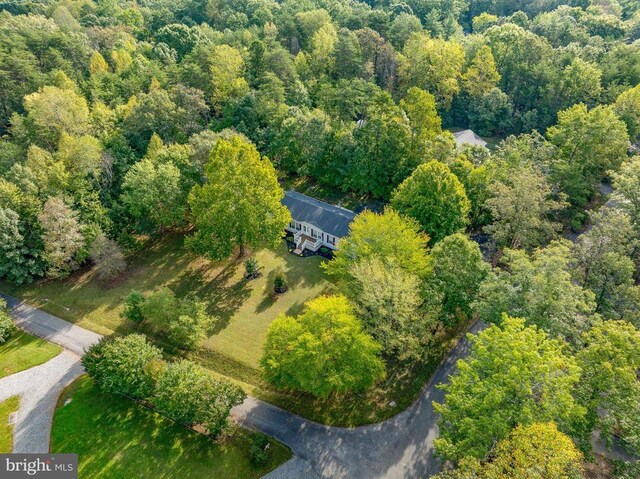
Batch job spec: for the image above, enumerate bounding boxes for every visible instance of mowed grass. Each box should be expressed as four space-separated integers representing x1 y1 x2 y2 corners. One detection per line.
0 396 19 452
2 233 466 426
0 330 61 379
51 377 291 479
2 235 329 370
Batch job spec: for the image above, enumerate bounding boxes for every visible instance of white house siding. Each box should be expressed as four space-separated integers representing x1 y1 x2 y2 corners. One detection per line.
286 221 340 251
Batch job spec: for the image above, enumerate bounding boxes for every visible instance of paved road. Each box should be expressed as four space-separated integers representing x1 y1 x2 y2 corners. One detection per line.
1 291 483 477
1 293 101 355
233 321 485 479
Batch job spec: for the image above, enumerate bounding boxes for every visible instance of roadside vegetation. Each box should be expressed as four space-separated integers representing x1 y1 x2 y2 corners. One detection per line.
0 299 60 378
0 396 19 452
51 376 290 479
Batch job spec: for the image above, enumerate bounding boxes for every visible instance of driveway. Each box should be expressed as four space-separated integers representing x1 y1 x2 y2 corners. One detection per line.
0 351 84 453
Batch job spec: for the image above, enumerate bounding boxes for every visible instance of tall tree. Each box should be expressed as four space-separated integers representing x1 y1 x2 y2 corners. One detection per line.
484 422 583 479
576 321 640 456
391 160 470 244
325 207 431 283
572 209 639 321
614 84 640 143
350 91 413 197
484 166 566 250
343 258 433 361
261 295 385 398
120 158 186 233
425 233 489 326
399 32 465 108
210 45 249 115
547 104 629 209
400 87 443 165
461 45 501 97
474 241 596 344
187 136 290 259
434 316 584 461
433 422 583 479
611 156 640 233
0 207 44 284
15 85 90 149
38 197 85 278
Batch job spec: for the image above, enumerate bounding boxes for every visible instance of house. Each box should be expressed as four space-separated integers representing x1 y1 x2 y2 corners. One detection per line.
282 190 356 254
453 129 487 148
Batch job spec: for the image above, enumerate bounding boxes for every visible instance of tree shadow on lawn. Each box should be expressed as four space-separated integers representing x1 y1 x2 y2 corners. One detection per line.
169 259 251 335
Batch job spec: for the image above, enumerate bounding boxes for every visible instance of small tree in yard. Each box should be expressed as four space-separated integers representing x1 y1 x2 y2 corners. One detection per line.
90 232 126 281
169 300 215 350
273 272 288 294
136 289 215 350
122 290 145 323
244 257 260 279
82 334 163 399
154 360 245 436
0 300 14 344
249 433 270 467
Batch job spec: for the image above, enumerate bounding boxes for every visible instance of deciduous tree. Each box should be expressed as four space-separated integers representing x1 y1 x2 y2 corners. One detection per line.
38 197 85 278
434 316 584 461
425 233 489 325
261 295 385 397
187 135 290 259
576 321 640 456
82 334 163 399
154 360 245 436
325 208 431 283
391 160 470 244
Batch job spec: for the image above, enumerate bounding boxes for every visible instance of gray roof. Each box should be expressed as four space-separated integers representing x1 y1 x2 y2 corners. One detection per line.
454 129 487 147
282 191 356 238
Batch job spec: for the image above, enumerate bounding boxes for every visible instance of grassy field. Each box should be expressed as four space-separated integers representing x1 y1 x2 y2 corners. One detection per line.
1 234 463 426
51 377 290 479
0 330 61 379
0 396 19 452
2 236 329 370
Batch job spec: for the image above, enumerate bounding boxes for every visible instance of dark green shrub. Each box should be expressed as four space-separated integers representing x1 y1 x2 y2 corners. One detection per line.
122 290 145 323
244 257 260 279
249 433 270 467
273 272 288 294
82 334 162 399
0 302 14 344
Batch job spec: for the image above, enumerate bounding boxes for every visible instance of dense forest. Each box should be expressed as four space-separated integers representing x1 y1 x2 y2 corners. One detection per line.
0 0 640 284
0 0 639 476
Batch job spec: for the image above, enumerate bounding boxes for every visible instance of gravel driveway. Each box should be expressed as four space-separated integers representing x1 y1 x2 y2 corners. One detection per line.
0 351 84 452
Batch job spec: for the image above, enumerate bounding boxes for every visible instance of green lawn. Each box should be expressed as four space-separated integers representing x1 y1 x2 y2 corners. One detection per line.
51 377 290 479
0 330 61 379
0 396 19 452
2 236 330 371
2 234 464 426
